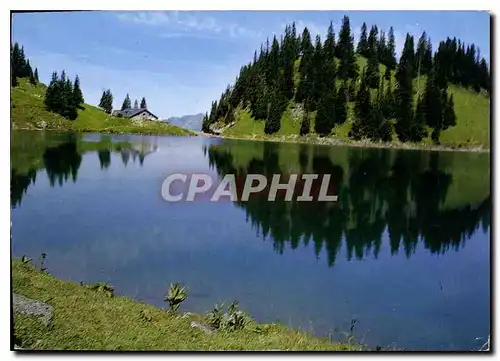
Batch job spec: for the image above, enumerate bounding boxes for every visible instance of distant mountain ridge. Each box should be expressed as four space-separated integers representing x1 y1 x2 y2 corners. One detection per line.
166 113 204 131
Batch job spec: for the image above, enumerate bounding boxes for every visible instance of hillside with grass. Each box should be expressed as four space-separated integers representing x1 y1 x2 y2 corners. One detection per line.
203 18 490 150
12 260 359 351
221 56 490 148
11 78 195 136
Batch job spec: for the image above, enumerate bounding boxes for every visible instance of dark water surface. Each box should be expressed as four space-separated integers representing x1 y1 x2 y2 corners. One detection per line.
11 131 490 350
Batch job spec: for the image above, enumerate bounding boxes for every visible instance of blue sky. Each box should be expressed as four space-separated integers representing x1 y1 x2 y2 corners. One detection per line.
12 11 490 119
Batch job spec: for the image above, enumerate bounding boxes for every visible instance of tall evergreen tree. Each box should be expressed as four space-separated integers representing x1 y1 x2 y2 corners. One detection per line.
336 15 359 80
140 97 147 109
357 22 369 56
386 27 397 70
394 36 416 142
121 94 132 110
264 89 284 134
34 68 39 83
296 27 315 111
99 90 106 108
315 45 336 136
134 99 139 109
72 75 84 108
365 26 380 89
324 21 336 61
378 30 387 64
351 69 372 139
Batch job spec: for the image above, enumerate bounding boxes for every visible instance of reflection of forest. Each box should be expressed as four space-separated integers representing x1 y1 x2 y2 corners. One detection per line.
11 132 158 208
206 141 491 265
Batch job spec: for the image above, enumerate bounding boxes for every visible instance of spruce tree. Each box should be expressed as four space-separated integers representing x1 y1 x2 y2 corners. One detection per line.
315 50 336 136
337 15 358 80
357 22 368 56
121 94 131 110
29 68 36 85
72 75 84 108
24 59 33 80
296 27 315 112
140 97 147 109
378 30 387 64
264 89 284 134
394 37 415 142
201 112 210 133
34 68 39 83
134 99 139 109
324 21 336 61
99 90 106 109
373 77 392 141
386 27 397 70
399 34 416 78
104 90 113 114
366 50 380 88
351 69 372 140
311 35 324 109
281 24 296 101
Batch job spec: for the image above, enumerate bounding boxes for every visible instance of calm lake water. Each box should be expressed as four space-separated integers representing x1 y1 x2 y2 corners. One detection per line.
11 130 491 351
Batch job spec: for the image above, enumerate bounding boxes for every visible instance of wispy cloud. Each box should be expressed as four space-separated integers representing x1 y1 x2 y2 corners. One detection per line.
116 11 262 39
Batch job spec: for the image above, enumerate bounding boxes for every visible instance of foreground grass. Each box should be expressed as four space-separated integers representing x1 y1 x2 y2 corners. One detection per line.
219 55 490 151
11 79 195 137
12 261 357 351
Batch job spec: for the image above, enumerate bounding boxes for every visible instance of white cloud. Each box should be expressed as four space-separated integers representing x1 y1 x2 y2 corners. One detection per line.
116 11 261 39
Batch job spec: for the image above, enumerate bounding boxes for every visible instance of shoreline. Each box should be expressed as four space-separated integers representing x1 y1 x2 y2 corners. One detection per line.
200 132 490 153
12 260 360 351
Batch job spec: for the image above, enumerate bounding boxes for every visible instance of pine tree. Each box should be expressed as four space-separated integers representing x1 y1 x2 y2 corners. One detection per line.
34 68 39 83
311 35 324 109
416 32 428 78
336 15 358 80
378 30 387 64
140 97 147 109
44 71 59 112
201 112 210 133
72 75 84 108
394 37 415 142
104 89 113 114
399 33 416 78
264 89 284 134
99 90 106 108
296 27 315 112
121 94 131 110
281 24 297 101
315 50 336 136
386 27 397 70
373 77 392 141
29 68 36 85
324 21 336 61
24 59 33 80
357 22 369 56
134 99 139 109
351 69 372 140
366 50 380 88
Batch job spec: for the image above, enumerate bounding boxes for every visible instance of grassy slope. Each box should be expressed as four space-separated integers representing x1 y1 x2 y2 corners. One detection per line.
12 261 357 351
222 55 490 149
11 79 195 136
